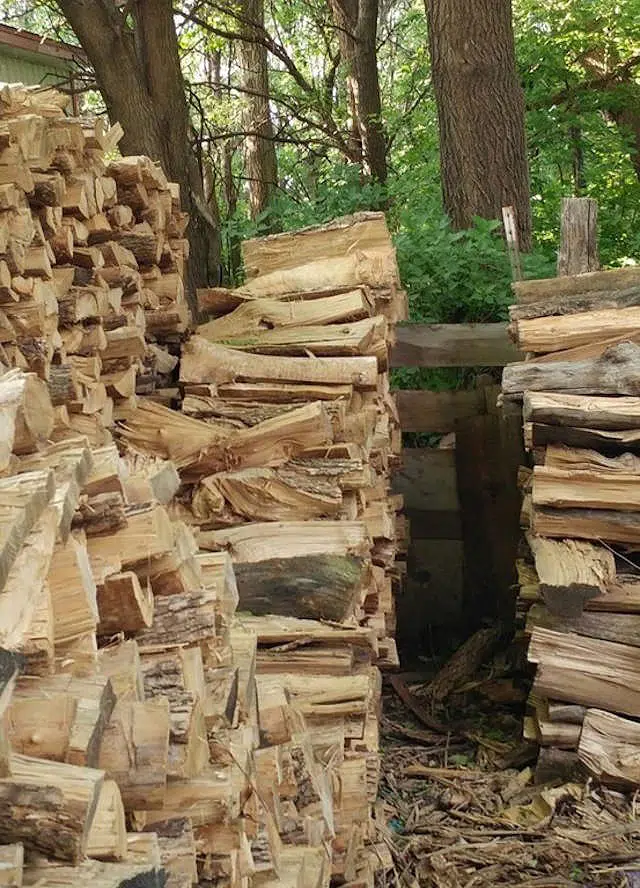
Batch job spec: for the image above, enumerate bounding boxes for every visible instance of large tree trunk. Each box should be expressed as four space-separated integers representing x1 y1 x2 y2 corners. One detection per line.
328 0 387 183
239 0 279 221
55 0 221 304
425 0 532 250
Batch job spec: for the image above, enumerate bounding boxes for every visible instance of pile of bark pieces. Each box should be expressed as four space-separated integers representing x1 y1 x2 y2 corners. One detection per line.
502 265 640 784
0 81 188 446
115 211 408 885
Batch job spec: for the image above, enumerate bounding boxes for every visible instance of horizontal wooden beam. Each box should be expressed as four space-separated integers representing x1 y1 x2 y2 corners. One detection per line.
391 323 521 368
395 388 485 433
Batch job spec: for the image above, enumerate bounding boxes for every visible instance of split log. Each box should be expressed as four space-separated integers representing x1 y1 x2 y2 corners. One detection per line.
9 673 115 766
48 532 98 644
181 336 378 389
21 859 164 887
85 503 174 574
0 468 54 593
135 589 218 649
86 778 127 861
97 571 154 634
528 627 640 718
509 285 640 322
512 266 640 305
197 288 370 340
525 422 640 454
532 464 640 511
200 520 369 562
98 699 170 811
526 603 640 649
578 708 640 785
502 342 640 398
234 554 369 622
0 369 54 462
511 306 640 354
0 507 57 654
523 391 640 430
0 843 22 887
0 753 103 862
526 535 615 617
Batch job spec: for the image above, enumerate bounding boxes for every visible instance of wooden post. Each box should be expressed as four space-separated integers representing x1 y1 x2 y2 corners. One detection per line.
502 206 523 282
557 197 599 276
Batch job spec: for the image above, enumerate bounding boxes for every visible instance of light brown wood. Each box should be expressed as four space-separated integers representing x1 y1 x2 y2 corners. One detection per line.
578 709 640 785
97 571 154 634
86 779 127 862
0 753 104 862
181 336 378 389
532 464 640 511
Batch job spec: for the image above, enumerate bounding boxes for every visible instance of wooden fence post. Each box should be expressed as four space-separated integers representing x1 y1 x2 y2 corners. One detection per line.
557 197 599 276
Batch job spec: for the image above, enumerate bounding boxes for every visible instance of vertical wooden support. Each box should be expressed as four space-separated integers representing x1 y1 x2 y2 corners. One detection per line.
455 398 524 629
557 197 599 276
502 205 523 282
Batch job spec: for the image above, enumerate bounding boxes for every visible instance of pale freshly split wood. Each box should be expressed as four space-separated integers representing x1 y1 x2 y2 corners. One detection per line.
195 551 239 617
544 444 640 475
85 503 174 574
0 506 57 654
0 468 54 593
0 369 51 469
208 317 385 360
139 766 238 828
154 817 198 888
217 379 353 402
0 843 23 887
197 288 371 340
502 342 640 398
97 639 144 703
9 673 115 767
200 520 370 562
86 778 127 861
21 858 164 887
524 391 640 430
181 336 378 389
243 212 395 277
97 571 154 634
528 627 640 718
532 465 640 511
527 534 615 617
578 709 640 784
238 614 377 652
0 753 104 862
121 451 180 505
48 531 98 644
512 306 640 354
192 465 343 525
98 698 170 811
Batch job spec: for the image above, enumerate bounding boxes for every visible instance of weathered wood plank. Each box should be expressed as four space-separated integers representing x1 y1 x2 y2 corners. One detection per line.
392 449 459 512
394 389 485 432
391 323 521 368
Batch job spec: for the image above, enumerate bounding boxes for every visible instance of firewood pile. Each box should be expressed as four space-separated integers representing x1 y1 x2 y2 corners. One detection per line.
0 82 188 448
0 83 406 888
503 264 640 784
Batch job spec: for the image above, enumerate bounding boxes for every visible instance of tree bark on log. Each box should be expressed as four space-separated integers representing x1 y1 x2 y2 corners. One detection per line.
234 553 368 621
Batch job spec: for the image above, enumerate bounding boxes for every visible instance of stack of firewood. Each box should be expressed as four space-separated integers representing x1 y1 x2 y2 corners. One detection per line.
503 265 640 784
0 80 405 888
0 82 187 448
116 212 406 884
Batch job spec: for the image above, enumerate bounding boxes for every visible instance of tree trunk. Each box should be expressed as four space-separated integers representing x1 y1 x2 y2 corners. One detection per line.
238 0 279 221
424 0 532 250
55 0 221 304
328 0 387 183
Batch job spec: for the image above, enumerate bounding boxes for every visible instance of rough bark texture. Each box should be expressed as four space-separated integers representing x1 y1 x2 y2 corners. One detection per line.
425 0 531 249
239 0 279 220
55 0 221 302
328 0 387 183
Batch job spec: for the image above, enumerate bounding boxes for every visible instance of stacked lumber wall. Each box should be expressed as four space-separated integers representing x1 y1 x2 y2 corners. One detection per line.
503 265 640 784
0 83 404 887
